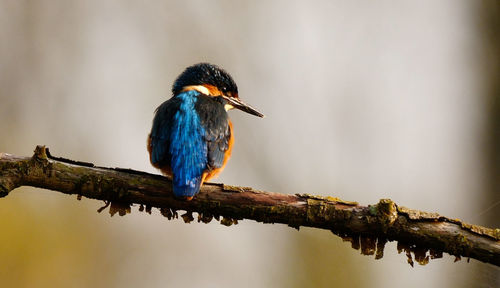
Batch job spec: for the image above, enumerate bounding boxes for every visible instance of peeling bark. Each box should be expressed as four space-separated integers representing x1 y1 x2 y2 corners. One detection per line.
0 146 499 267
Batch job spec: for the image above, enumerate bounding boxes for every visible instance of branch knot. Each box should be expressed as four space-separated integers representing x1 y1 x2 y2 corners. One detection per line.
376 199 398 233
33 145 49 161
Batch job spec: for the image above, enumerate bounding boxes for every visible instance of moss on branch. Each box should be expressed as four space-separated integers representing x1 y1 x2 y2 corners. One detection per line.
0 146 499 267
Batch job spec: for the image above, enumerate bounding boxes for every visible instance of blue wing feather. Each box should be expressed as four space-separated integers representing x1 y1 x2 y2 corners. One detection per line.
150 90 208 197
150 97 179 167
149 91 231 198
195 95 231 170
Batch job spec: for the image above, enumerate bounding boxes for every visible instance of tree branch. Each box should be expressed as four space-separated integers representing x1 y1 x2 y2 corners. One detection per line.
1 146 499 267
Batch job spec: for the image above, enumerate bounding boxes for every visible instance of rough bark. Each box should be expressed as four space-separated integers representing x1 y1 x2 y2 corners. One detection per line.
1 146 499 267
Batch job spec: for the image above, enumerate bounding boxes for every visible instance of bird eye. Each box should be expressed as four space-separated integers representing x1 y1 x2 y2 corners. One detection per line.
222 87 228 92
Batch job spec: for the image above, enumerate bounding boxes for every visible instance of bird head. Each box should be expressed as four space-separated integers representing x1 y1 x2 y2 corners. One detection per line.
172 63 264 118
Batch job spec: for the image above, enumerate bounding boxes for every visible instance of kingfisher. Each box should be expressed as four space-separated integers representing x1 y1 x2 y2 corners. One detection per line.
148 63 264 200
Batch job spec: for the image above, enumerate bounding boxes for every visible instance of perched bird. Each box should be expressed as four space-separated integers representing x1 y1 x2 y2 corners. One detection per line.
148 63 264 200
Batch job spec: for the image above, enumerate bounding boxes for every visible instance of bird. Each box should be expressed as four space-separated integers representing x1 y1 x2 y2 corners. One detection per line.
148 63 264 200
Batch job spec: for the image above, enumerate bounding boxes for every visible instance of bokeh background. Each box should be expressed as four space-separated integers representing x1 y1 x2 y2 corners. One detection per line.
0 1 499 287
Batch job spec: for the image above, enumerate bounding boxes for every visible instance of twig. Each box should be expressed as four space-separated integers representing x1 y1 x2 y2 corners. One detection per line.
0 145 499 267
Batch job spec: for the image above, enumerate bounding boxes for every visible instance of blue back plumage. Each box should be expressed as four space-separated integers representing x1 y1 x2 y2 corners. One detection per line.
150 90 207 197
169 90 207 197
149 90 231 198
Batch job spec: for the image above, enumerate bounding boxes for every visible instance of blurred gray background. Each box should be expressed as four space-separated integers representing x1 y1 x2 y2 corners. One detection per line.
0 1 498 287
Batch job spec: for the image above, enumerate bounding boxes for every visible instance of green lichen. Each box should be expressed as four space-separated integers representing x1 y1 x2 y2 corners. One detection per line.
297 193 358 206
375 199 398 232
222 184 249 193
377 199 397 216
33 145 48 160
305 198 355 228
397 206 441 220
461 222 500 240
368 205 378 216
397 205 500 241
16 160 31 176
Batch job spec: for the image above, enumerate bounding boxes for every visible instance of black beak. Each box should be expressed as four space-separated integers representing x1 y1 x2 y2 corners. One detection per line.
223 96 265 118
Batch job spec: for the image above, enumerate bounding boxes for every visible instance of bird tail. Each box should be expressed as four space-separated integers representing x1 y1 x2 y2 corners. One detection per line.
172 176 202 199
